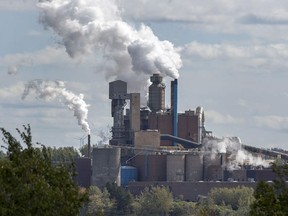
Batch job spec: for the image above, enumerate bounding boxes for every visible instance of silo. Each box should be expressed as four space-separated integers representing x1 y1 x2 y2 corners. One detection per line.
167 154 185 181
131 154 167 181
91 147 121 188
185 153 203 181
121 166 138 187
203 154 223 181
148 74 165 113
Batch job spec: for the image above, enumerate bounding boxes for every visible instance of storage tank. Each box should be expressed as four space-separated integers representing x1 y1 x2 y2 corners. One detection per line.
185 153 203 181
121 166 138 187
91 147 121 187
167 154 185 181
148 74 165 113
131 154 167 181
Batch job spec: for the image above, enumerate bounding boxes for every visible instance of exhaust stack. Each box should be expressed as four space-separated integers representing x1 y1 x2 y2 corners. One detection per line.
171 79 178 146
88 134 91 158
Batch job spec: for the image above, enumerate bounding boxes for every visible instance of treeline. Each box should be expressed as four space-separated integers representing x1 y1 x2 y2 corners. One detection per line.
85 184 254 216
1 125 288 215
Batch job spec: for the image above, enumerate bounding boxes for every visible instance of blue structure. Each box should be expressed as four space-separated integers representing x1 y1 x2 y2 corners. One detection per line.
171 79 178 146
121 166 138 187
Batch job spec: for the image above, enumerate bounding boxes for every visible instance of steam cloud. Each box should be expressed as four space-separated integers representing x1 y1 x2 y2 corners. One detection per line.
203 137 271 170
22 79 90 134
37 0 182 93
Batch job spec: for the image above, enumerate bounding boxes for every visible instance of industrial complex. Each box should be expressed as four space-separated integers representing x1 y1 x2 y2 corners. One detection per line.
75 74 288 201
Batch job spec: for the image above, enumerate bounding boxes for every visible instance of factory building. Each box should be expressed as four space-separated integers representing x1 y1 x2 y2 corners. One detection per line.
75 74 285 201
109 74 205 148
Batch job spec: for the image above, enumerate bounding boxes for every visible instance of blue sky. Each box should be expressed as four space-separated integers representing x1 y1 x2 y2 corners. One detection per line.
1 0 288 150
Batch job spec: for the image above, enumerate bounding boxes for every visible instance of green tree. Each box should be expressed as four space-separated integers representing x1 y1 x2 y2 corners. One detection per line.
135 186 173 216
197 186 254 216
79 143 90 158
250 163 288 216
0 125 87 215
250 181 280 216
208 186 254 211
105 182 134 215
87 186 114 216
170 200 196 216
47 146 80 163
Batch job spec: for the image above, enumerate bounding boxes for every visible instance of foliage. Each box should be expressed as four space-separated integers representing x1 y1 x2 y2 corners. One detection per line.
87 186 114 216
134 186 173 216
250 163 288 216
170 200 196 216
79 143 90 157
208 186 255 210
0 150 6 159
47 146 80 163
0 125 87 215
105 182 134 215
196 186 254 216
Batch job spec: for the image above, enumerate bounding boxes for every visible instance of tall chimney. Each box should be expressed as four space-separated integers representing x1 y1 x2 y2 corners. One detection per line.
171 79 178 146
88 134 91 158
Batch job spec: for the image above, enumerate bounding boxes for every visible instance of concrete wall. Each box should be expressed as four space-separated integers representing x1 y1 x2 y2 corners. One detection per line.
148 111 200 146
167 154 185 181
247 169 278 181
148 113 173 146
130 93 140 133
131 155 167 181
232 170 247 182
134 130 160 151
185 153 203 181
75 157 92 188
178 114 199 143
91 147 121 188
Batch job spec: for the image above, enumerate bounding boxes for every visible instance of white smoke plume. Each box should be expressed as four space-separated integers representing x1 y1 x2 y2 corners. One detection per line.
203 137 271 170
22 79 90 133
37 0 182 94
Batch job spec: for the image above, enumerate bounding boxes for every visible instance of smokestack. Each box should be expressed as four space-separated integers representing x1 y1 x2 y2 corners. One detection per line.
88 134 91 158
171 79 178 146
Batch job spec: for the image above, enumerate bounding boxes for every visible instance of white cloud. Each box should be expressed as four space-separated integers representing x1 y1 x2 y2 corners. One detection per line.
120 1 288 26
0 82 24 100
0 0 37 11
237 99 248 108
205 110 245 125
120 0 288 41
180 41 288 70
0 46 74 67
27 30 44 37
254 115 288 131
181 42 288 60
